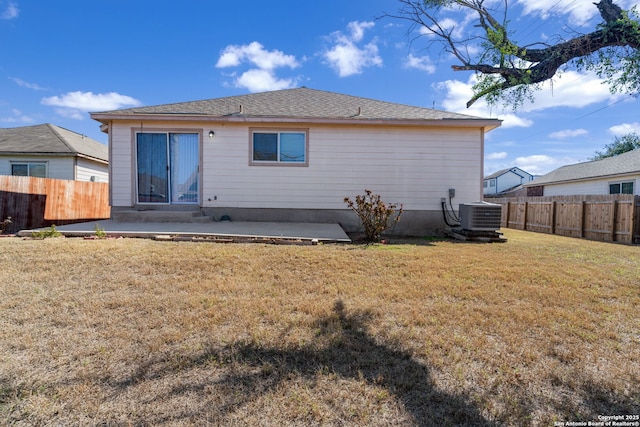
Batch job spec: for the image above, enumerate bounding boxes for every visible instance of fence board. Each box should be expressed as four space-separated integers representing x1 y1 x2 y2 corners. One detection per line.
492 195 639 245
635 199 640 244
0 175 110 234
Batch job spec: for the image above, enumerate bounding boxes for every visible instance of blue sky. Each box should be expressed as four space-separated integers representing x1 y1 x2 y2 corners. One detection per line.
1 0 639 175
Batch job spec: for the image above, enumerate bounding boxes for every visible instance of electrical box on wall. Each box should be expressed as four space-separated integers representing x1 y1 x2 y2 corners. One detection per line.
448 188 455 198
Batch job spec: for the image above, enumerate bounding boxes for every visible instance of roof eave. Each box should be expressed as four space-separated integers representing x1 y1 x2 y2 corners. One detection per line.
0 151 107 163
0 151 74 157
525 171 640 186
90 113 502 130
76 153 109 164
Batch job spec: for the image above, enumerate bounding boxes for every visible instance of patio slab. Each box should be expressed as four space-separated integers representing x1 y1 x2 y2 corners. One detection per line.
18 220 351 243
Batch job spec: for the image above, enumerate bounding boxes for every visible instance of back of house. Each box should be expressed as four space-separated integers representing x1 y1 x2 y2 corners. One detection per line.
91 88 500 235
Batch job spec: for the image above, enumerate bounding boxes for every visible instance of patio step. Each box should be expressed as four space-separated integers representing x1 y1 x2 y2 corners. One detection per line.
112 209 212 223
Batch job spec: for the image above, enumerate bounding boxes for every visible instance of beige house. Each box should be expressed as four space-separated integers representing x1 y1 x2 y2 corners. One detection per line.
525 148 640 196
0 123 109 182
90 88 500 235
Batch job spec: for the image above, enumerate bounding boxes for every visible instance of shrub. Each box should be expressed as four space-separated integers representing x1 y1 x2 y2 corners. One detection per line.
31 225 62 239
0 217 12 235
94 223 107 239
344 190 403 242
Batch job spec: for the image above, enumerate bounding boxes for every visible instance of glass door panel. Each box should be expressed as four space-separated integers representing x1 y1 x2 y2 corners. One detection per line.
137 133 168 203
170 133 199 204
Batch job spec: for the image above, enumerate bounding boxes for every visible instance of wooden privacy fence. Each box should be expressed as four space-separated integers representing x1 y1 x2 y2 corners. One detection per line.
492 195 640 245
0 175 110 234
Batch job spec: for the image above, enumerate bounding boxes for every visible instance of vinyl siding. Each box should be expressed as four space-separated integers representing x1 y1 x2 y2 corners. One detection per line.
0 155 75 180
110 120 483 210
110 123 136 206
76 158 109 182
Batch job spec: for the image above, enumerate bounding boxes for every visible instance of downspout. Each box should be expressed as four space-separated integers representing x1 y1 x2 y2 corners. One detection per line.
480 127 485 200
107 120 113 211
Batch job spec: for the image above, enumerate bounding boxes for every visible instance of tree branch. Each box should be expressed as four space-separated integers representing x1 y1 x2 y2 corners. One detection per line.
386 0 640 107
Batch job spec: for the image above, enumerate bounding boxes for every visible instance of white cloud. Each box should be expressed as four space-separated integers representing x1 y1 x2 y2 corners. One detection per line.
497 113 534 128
41 91 142 119
520 71 627 112
548 128 589 139
435 78 533 128
347 21 374 43
0 108 34 123
435 70 626 127
0 2 18 19
325 42 382 77
514 154 579 175
404 54 436 74
419 17 465 39
53 108 85 120
609 122 640 136
516 0 640 27
516 0 598 26
486 151 508 160
216 42 299 70
215 42 300 92
9 77 45 91
323 21 382 77
234 69 298 93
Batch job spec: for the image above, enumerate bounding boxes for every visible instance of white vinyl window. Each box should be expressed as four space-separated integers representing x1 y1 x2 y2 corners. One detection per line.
11 162 47 177
609 181 634 195
250 129 308 166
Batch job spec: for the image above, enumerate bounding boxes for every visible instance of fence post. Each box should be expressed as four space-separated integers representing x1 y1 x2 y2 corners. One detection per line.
551 201 556 235
611 200 618 242
579 201 585 238
635 196 640 244
505 201 510 229
523 202 528 231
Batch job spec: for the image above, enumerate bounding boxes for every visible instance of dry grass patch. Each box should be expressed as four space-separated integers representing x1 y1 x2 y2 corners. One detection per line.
0 230 638 426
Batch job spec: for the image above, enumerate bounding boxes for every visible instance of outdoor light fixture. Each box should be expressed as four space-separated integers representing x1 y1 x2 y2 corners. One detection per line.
208 130 215 138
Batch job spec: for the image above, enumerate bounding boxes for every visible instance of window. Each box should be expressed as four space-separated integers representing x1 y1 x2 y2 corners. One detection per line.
250 129 308 165
11 162 46 177
490 179 496 187
483 181 488 188
609 181 634 194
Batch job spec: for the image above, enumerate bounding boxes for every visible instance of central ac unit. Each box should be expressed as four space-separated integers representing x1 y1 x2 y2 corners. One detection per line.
459 202 502 231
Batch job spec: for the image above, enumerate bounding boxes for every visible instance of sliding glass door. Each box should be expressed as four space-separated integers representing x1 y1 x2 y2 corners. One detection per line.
169 133 199 203
136 132 199 204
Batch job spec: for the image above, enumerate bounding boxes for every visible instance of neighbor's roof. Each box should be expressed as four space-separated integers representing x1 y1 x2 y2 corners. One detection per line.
526 148 640 186
0 123 108 163
484 167 533 180
91 87 501 129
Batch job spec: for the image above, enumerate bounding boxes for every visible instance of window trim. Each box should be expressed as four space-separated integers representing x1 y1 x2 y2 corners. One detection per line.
608 180 634 195
133 129 202 205
249 128 309 167
11 161 47 178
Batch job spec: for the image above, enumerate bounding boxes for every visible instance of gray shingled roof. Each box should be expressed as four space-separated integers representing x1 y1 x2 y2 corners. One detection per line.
527 148 640 186
0 123 108 162
92 87 500 125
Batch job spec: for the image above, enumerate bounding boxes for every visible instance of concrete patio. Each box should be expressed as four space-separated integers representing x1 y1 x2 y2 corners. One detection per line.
17 220 351 243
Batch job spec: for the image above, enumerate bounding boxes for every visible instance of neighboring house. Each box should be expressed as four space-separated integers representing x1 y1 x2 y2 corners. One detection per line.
0 123 109 182
524 148 640 196
90 87 501 235
483 167 534 196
